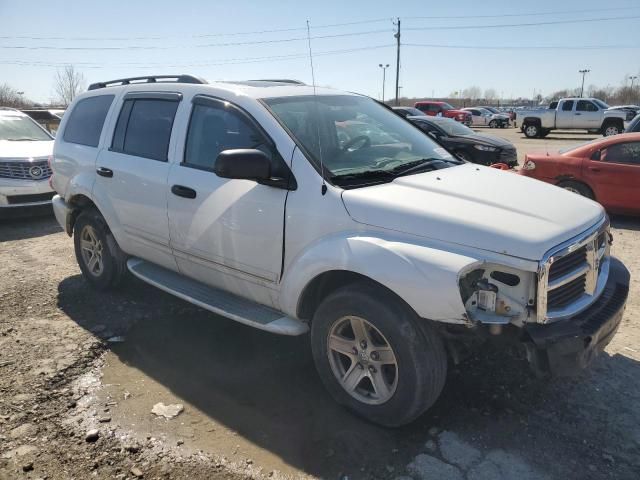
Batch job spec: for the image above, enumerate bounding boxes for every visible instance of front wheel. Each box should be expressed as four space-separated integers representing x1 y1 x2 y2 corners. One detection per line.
602 123 621 137
310 283 447 427
523 123 540 138
489 120 498 128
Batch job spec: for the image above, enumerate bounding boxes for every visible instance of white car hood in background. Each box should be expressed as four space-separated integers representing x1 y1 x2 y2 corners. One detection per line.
0 140 54 159
342 163 604 261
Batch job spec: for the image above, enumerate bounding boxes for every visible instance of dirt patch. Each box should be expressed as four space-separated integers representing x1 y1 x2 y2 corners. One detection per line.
1 205 639 479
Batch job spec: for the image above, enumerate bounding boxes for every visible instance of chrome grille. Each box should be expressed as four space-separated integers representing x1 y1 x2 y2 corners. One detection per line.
0 157 52 180
537 219 611 323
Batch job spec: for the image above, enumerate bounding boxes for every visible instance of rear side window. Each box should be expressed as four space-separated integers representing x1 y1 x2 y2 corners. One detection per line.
561 101 574 111
111 99 179 161
63 95 114 147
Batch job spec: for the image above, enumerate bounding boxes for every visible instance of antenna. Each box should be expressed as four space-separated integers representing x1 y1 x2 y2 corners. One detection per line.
306 20 328 196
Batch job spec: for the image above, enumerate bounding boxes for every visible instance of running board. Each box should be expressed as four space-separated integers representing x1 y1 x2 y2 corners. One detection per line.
127 258 308 336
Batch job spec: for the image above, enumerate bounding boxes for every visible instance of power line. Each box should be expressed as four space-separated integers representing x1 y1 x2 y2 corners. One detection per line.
0 44 395 69
404 5 640 20
404 43 640 50
404 14 640 31
0 18 392 41
0 29 392 51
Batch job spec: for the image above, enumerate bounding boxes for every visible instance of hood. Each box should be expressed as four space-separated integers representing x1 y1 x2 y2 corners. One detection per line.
456 133 514 148
0 140 54 159
341 163 604 261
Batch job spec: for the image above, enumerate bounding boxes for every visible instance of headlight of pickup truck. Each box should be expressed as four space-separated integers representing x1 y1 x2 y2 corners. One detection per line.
459 264 536 327
473 144 498 152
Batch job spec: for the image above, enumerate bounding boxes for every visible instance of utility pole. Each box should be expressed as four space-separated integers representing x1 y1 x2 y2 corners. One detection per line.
393 18 401 106
579 69 590 97
378 64 390 103
630 75 638 90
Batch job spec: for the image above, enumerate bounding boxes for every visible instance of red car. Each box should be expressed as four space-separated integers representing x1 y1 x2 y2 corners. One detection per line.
519 133 640 215
414 101 472 126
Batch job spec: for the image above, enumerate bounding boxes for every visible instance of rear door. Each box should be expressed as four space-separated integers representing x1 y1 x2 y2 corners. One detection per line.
555 100 574 129
575 100 601 129
583 140 640 213
93 92 181 270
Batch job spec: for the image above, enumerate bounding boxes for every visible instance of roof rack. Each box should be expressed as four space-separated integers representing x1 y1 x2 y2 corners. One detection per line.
249 79 306 85
88 74 207 91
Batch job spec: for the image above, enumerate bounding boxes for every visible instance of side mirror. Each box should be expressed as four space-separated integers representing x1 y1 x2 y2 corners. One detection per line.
214 149 271 181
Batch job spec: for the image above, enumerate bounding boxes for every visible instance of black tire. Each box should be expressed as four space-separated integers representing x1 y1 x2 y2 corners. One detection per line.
310 283 447 427
557 180 594 200
73 209 128 291
523 123 540 138
601 121 622 137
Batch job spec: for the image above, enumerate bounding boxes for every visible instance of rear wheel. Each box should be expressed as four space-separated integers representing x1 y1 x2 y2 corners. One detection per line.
310 283 447 427
74 209 128 290
557 180 594 200
523 123 540 138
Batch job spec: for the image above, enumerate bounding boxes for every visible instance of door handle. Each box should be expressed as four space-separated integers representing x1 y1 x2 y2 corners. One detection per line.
96 167 113 178
574 113 582 115
589 167 601 173
171 185 197 199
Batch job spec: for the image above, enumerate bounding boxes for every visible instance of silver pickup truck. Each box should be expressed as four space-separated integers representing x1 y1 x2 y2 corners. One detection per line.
515 98 633 138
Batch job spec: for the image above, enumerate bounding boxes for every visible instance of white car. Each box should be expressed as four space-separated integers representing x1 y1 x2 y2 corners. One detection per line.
461 107 509 128
0 108 55 215
51 75 629 426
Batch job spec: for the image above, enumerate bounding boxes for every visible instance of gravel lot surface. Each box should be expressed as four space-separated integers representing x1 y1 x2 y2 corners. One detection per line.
1 129 638 480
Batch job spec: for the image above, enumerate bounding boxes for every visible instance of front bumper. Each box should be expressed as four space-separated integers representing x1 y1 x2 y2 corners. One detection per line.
0 177 54 208
524 256 629 376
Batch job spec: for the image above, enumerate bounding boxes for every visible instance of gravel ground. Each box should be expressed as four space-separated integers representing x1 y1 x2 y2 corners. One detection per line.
1 131 638 479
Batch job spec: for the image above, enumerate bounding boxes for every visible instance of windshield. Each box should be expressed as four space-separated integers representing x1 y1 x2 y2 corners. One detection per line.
426 118 475 136
404 107 425 116
0 115 52 141
483 107 499 114
558 138 604 154
440 102 455 110
594 99 609 109
264 95 459 186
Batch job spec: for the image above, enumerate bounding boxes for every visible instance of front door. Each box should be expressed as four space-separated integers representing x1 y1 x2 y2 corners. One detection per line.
583 141 640 213
93 93 181 270
167 95 290 306
574 100 601 129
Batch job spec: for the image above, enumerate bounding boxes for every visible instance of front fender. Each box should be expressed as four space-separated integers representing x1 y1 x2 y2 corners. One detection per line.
279 233 481 324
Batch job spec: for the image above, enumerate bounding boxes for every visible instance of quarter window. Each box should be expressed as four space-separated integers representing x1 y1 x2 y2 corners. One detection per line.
603 142 640 165
63 95 114 147
184 102 271 170
111 98 179 161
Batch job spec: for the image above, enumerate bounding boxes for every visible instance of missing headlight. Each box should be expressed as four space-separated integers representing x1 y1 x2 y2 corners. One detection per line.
490 270 520 286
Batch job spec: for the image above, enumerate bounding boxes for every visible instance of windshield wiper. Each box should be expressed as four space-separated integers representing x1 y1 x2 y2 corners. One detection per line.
390 158 447 177
331 170 395 187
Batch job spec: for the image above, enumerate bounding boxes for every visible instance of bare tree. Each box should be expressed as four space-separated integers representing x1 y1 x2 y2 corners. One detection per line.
54 65 86 107
0 83 31 108
484 88 497 102
462 86 482 100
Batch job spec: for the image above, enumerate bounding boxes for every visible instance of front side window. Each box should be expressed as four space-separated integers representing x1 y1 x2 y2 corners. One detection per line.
603 142 640 165
63 95 114 147
264 95 460 188
112 99 179 161
0 115 52 142
577 100 598 112
184 102 271 170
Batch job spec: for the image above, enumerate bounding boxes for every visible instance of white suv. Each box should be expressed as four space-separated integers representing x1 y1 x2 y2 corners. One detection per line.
51 75 629 426
0 108 55 215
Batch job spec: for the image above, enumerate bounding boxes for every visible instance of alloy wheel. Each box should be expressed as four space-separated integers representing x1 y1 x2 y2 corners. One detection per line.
80 225 104 277
604 126 619 136
326 316 398 405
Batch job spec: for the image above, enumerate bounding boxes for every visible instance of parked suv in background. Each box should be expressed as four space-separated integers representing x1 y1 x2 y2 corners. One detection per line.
414 101 472 125
0 108 55 216
52 75 629 426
